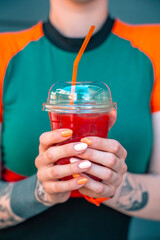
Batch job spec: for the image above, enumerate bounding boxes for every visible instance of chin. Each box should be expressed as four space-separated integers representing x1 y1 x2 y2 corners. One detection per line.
71 0 94 3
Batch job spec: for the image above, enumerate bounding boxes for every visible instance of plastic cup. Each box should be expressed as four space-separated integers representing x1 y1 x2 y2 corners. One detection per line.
43 81 117 181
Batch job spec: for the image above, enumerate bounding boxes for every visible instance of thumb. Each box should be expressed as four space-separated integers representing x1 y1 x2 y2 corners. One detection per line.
108 109 117 130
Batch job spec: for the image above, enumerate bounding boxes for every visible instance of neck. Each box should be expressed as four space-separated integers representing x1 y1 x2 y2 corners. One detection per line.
49 0 108 38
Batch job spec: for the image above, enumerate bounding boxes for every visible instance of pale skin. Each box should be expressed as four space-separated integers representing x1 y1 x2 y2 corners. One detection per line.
0 0 160 230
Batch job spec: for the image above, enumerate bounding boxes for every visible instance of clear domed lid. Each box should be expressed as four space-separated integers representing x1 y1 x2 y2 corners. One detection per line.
43 81 117 113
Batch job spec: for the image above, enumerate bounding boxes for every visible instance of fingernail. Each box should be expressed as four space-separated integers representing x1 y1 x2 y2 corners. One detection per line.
73 174 81 178
61 129 73 137
70 158 79 163
77 177 88 185
81 138 92 146
79 161 91 169
74 143 87 151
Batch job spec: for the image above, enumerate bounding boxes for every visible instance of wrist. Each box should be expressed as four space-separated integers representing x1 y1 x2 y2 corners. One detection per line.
35 179 54 206
103 173 128 206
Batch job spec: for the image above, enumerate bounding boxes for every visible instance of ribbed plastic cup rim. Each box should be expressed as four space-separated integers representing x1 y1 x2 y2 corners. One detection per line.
43 102 117 113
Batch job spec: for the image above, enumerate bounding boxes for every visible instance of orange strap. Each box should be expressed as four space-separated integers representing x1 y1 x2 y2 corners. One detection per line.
83 195 110 207
112 20 160 113
0 22 44 122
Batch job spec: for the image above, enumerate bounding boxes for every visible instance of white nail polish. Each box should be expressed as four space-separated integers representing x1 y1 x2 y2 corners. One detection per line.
79 161 91 169
70 158 79 163
74 143 87 151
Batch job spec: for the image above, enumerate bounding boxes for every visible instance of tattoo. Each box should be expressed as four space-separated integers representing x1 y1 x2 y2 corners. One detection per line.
35 180 52 206
0 183 23 229
116 175 148 211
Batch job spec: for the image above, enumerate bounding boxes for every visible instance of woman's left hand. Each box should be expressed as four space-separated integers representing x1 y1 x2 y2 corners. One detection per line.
70 137 127 199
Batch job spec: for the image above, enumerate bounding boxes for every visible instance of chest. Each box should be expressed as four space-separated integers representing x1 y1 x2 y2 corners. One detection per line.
2 36 154 175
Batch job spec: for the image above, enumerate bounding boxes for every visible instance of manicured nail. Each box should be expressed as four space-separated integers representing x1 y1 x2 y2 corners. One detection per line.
70 158 79 163
79 161 91 169
81 138 92 146
73 174 81 178
61 129 73 137
74 143 87 151
77 177 88 185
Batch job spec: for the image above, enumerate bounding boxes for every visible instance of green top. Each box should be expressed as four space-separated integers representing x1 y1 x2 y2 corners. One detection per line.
2 24 153 177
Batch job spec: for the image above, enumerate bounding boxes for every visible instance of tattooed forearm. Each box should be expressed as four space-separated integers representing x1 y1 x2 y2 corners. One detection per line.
0 175 50 229
35 179 52 206
116 175 148 211
0 182 23 229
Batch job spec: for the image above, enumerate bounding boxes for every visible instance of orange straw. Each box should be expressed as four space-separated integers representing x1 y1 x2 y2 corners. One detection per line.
70 25 110 206
70 25 95 104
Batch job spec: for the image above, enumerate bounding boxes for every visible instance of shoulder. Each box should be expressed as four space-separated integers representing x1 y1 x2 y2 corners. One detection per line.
0 22 44 122
0 22 44 61
112 20 160 113
112 19 160 61
0 22 44 47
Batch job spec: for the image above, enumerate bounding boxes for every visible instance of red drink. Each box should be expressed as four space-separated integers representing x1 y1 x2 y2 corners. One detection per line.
49 111 110 181
49 111 110 151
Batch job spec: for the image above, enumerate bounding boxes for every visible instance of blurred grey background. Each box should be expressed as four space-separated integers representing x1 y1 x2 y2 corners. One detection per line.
0 0 160 239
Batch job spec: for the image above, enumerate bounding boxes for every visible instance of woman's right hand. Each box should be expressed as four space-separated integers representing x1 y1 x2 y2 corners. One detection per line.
35 129 91 206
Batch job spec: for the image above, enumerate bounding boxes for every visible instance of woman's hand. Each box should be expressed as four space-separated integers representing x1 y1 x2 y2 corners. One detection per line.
73 137 127 199
35 129 91 206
